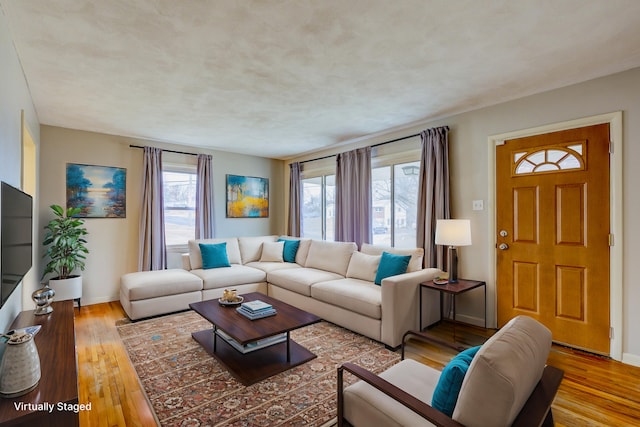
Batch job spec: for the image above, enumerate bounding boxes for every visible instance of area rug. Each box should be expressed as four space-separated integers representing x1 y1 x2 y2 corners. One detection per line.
117 310 400 426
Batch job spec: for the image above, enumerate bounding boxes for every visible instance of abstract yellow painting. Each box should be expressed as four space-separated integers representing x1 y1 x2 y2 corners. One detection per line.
226 174 269 218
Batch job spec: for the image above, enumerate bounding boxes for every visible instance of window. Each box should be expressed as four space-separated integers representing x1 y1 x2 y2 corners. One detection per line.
163 170 196 246
371 161 419 248
513 142 585 175
301 175 335 240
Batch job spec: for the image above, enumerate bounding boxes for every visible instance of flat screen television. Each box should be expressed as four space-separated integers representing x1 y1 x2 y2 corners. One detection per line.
0 182 33 308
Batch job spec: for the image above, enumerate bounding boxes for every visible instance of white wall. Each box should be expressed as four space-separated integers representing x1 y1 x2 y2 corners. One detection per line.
286 67 640 364
0 9 40 332
38 125 284 305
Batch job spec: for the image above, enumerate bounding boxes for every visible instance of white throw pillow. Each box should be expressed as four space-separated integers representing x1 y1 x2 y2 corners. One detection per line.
260 241 284 262
346 252 381 282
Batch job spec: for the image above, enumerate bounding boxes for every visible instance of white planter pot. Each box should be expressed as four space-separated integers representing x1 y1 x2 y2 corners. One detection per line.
48 276 82 303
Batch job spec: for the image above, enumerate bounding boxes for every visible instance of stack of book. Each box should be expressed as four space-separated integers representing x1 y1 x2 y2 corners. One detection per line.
236 299 277 320
215 329 286 354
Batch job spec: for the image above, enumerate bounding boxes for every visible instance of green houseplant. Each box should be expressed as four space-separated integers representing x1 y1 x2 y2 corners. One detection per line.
42 205 89 304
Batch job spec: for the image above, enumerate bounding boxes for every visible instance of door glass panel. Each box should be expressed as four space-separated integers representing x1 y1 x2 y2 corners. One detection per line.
558 156 581 170
536 164 559 172
546 149 566 163
568 144 583 155
514 146 584 176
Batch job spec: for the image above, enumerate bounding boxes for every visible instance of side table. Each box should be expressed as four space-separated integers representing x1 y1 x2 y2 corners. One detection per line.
419 279 486 341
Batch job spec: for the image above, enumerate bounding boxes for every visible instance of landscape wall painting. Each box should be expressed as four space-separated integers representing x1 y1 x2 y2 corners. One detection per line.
66 163 126 218
226 174 269 218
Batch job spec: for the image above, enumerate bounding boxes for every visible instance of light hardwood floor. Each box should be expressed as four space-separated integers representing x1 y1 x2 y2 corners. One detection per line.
75 302 640 426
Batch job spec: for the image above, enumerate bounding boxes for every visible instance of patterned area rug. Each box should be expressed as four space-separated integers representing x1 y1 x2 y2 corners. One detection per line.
117 310 400 426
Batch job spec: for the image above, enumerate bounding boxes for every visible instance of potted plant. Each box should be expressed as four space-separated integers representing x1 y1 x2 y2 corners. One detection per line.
42 204 89 305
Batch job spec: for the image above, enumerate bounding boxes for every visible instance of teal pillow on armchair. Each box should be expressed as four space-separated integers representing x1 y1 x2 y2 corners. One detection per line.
431 346 482 417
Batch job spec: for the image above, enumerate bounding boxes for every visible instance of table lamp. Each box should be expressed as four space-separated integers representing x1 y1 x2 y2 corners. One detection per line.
435 219 472 283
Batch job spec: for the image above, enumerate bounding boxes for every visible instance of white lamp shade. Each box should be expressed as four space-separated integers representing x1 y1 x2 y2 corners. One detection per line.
435 219 472 246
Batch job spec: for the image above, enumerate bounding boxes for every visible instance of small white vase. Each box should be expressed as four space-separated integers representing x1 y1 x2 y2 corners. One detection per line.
48 275 82 302
0 333 41 398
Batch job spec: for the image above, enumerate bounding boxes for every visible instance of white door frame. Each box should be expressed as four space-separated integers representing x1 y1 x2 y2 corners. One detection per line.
487 111 623 361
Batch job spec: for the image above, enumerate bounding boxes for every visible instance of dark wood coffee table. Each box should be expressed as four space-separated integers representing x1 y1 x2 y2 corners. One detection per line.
189 292 321 386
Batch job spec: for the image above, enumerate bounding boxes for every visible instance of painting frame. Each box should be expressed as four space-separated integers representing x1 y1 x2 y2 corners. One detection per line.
226 174 269 218
66 163 126 218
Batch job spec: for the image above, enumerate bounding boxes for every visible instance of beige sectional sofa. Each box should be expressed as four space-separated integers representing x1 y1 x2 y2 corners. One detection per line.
120 235 441 348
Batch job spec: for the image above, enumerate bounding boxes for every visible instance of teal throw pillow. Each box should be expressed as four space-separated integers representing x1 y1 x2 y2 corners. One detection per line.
278 238 300 263
431 346 482 417
374 252 411 285
199 242 231 269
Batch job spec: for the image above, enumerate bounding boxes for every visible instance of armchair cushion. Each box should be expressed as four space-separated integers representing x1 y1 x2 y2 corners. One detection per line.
432 346 481 416
343 359 441 427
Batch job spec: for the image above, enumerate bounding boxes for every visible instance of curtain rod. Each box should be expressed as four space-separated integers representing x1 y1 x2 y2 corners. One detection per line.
129 144 198 157
299 132 420 164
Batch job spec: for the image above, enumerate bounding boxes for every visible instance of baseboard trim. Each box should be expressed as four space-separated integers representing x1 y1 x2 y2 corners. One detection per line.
454 313 485 328
622 352 640 367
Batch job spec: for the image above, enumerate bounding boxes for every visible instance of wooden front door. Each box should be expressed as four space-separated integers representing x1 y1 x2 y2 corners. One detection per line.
496 123 610 354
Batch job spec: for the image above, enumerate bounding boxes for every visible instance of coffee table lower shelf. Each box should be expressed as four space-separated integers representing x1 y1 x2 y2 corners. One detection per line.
192 329 317 386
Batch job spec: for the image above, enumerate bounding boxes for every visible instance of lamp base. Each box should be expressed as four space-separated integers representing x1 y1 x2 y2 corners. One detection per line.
447 246 459 283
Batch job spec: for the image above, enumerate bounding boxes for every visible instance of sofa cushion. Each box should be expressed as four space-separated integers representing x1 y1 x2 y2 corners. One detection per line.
245 261 301 273
189 238 241 268
120 269 203 301
452 316 552 426
278 238 301 263
346 252 381 282
238 235 278 264
374 252 411 285
267 267 343 297
191 265 267 290
432 346 481 417
199 242 231 269
361 243 424 272
305 240 357 276
311 278 382 319
261 241 285 262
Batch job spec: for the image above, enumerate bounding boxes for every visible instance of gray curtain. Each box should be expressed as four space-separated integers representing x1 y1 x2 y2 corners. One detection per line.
417 126 450 269
335 146 372 247
138 146 167 271
196 154 215 239
288 162 301 237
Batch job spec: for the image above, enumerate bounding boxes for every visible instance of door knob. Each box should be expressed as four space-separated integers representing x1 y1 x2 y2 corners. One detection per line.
499 243 509 250
499 230 508 237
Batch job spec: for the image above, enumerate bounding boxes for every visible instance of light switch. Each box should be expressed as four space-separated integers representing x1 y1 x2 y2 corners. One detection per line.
472 200 484 211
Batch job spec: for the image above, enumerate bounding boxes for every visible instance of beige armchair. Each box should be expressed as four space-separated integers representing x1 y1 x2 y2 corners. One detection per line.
337 316 564 427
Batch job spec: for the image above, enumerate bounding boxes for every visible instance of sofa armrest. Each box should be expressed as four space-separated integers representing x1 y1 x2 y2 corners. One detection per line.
337 362 464 427
380 268 441 348
181 253 192 270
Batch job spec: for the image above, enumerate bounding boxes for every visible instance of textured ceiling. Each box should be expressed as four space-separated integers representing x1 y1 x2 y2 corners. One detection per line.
2 0 640 159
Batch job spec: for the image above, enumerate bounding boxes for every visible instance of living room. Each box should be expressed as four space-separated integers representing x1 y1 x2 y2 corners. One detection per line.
1 1 640 426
